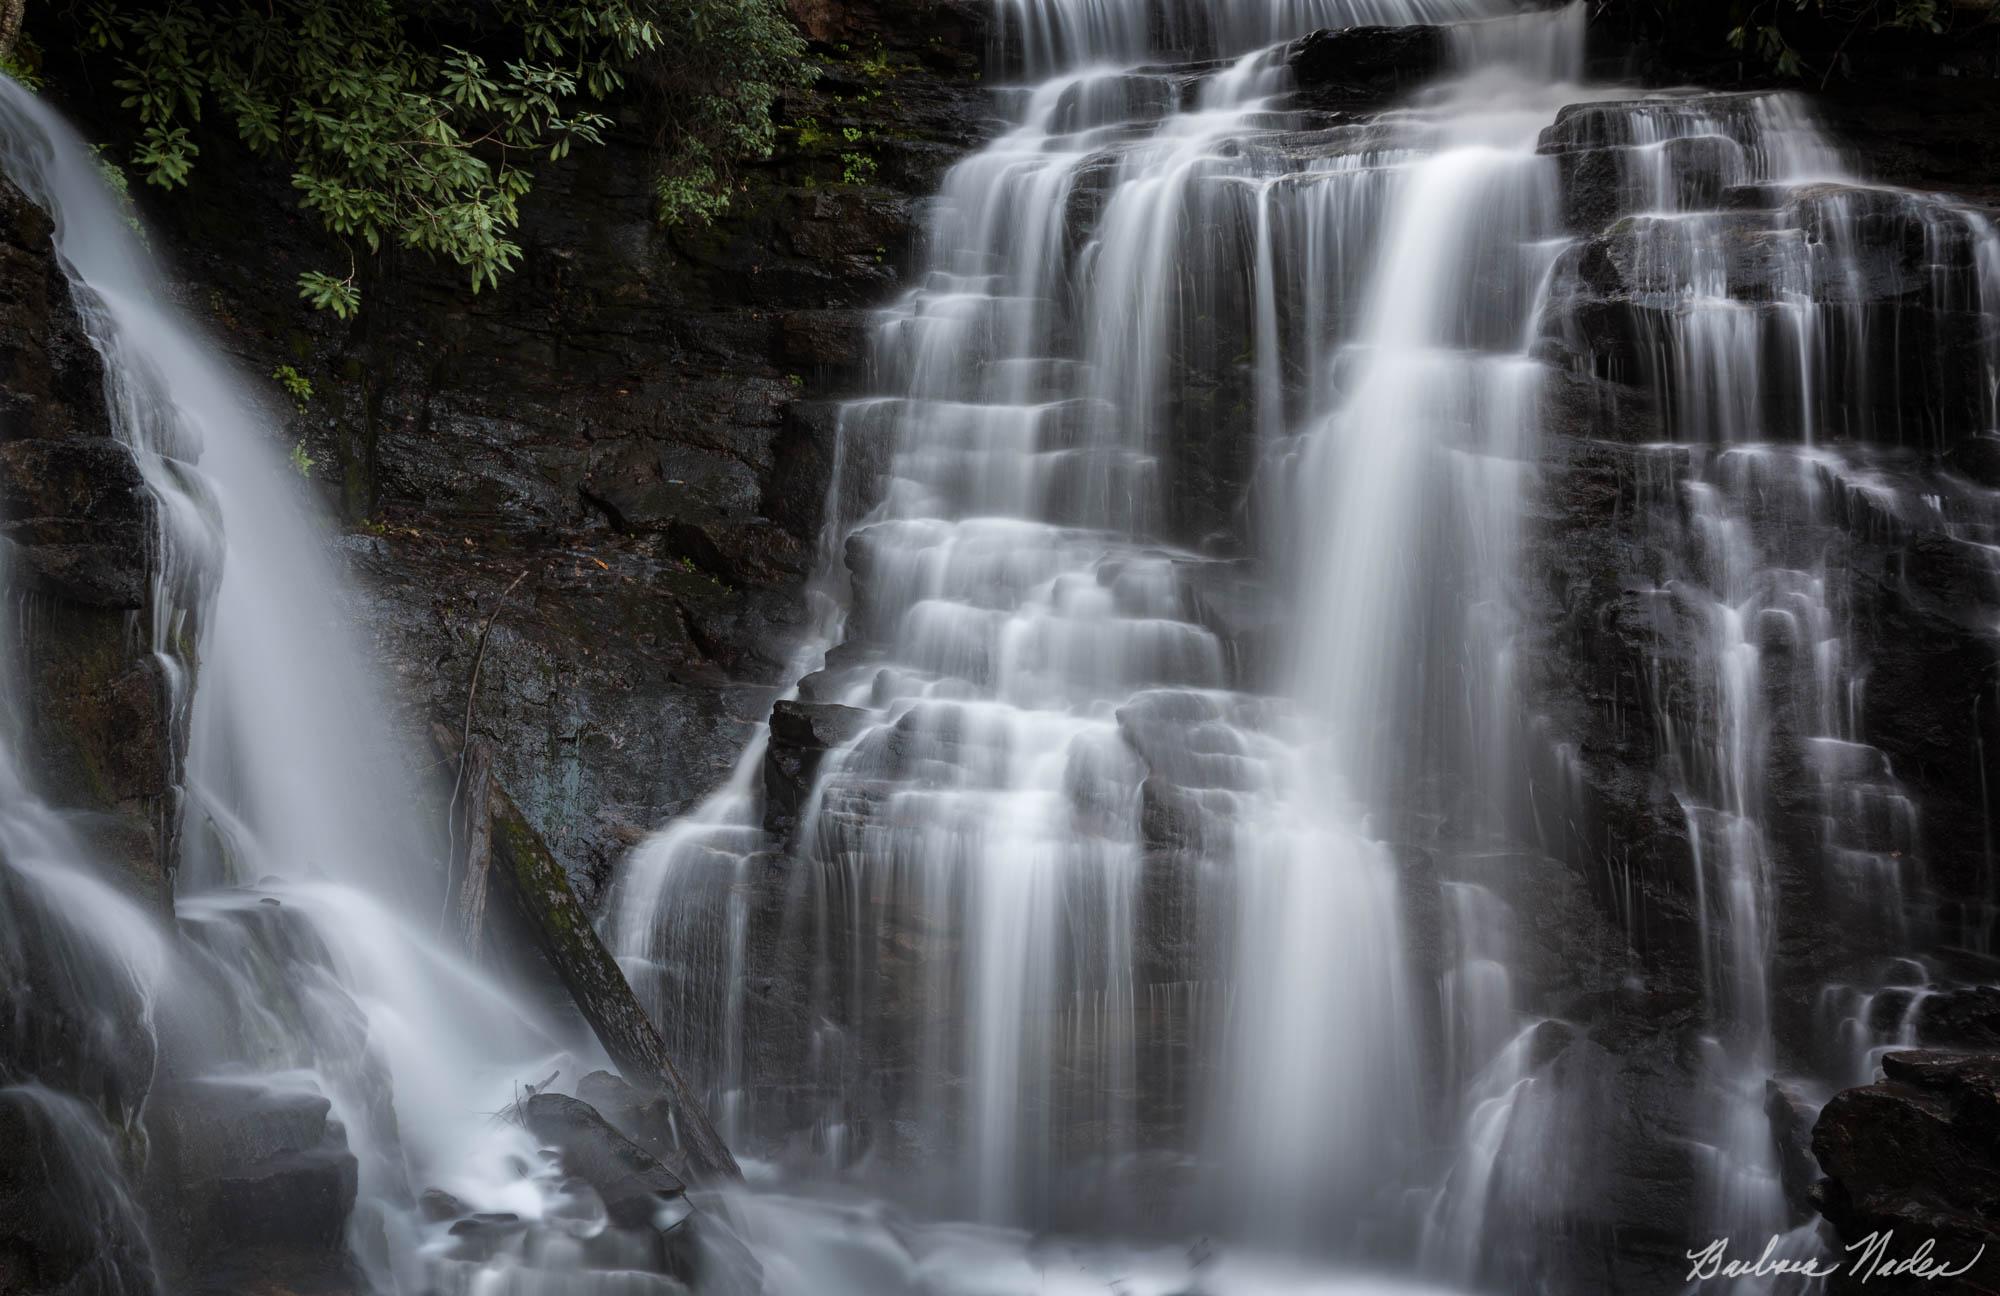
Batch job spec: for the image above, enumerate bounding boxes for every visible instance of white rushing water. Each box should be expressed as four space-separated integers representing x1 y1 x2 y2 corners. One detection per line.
0 79 624 1296
618 0 1608 1243
613 0 2000 1292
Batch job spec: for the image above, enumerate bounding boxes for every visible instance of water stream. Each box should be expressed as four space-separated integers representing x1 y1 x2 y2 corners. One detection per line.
0 80 614 1296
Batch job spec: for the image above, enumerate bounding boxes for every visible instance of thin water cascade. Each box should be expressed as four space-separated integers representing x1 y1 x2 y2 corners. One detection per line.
1541 91 2000 1282
0 79 701 1296
995 0 1501 75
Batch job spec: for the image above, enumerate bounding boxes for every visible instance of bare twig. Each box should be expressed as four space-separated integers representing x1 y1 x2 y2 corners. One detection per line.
441 568 529 935
463 568 529 751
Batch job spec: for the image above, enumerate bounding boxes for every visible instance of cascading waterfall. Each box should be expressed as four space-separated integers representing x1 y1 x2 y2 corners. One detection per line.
1542 89 2000 1276
995 0 1504 74
614 0 2000 1291
0 80 654 1296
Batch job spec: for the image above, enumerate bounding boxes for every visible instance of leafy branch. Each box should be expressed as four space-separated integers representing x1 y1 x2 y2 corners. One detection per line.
75 0 806 314
1726 0 1953 79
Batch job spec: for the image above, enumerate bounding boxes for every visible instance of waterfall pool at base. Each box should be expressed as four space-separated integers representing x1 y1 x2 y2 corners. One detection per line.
730 1176 1481 1296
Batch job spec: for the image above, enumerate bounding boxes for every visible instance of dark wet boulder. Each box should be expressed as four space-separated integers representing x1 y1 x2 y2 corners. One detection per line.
1811 1051 2000 1293
443 1212 532 1265
1286 25 1445 105
1766 1078 1825 1219
144 1077 361 1291
0 438 152 608
576 1069 701 1182
1915 987 2000 1050
523 1092 691 1232
764 699 871 841
419 1187 471 1222
522 1092 761 1295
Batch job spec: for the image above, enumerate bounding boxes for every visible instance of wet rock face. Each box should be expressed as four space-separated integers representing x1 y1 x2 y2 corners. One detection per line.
0 176 173 901
1548 181 1997 448
0 1088 161 1296
143 1077 361 1292
0 183 107 444
672 33 2000 1280
1812 1051 2000 1294
0 864 160 1139
1536 92 2000 893
0 439 150 607
1523 87 2000 1296
1287 24 1446 104
764 699 871 841
783 0 985 60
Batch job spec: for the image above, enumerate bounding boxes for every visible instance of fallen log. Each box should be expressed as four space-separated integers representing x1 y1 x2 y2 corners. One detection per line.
432 723 741 1182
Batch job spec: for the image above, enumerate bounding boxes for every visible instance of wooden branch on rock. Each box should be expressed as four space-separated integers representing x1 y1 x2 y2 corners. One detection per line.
431 722 742 1183
451 737 495 957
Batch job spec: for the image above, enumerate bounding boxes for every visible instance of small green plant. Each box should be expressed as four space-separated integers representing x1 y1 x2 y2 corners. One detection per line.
298 269 360 320
857 45 895 81
288 440 316 478
271 364 313 412
793 115 833 151
841 152 878 185
671 554 722 586
82 144 149 239
1 34 45 89
653 170 731 227
89 146 131 202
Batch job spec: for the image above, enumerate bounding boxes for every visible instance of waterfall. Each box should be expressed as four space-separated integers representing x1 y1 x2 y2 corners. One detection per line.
994 0 1501 75
0 80 624 1296
612 0 2000 1290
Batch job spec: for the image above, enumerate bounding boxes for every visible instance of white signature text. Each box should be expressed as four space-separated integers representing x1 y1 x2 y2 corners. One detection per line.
1685 1232 1986 1284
